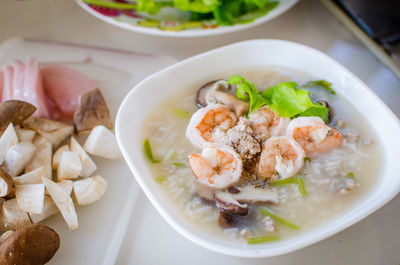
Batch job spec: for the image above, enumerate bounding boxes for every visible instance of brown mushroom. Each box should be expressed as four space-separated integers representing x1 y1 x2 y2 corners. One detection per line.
74 88 113 133
0 167 13 197
0 224 60 265
215 191 248 216
196 80 249 116
0 100 36 132
218 211 237 228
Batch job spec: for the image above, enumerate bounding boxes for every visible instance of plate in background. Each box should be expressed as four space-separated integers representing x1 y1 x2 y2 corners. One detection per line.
76 0 298 37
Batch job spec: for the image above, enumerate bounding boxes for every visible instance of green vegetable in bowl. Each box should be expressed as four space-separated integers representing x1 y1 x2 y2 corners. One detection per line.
80 0 280 26
228 75 331 123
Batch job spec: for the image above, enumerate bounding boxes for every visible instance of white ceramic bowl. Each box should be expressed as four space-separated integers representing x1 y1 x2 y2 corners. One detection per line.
76 0 298 37
116 40 400 257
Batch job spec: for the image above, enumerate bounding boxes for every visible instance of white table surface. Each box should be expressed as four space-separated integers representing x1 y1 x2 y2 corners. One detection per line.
1 1 399 264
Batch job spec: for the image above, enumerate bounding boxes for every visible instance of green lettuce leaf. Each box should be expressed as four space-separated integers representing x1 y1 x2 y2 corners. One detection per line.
303 80 336 95
212 0 242 25
296 102 329 123
227 75 269 115
174 0 220 13
261 82 312 117
136 0 162 14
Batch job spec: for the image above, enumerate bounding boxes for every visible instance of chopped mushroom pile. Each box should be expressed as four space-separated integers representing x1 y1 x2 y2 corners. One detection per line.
0 91 120 234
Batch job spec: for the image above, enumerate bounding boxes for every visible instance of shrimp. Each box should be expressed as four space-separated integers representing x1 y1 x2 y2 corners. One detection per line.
249 106 290 142
286 117 342 154
258 136 305 180
186 104 238 149
189 146 242 189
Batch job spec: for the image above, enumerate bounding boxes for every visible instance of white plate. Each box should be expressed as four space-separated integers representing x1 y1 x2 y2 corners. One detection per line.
0 37 176 264
116 39 400 257
76 0 298 38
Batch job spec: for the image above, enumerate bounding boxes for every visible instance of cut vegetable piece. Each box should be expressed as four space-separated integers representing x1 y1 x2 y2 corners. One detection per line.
261 208 300 230
74 88 113 132
0 167 13 197
269 177 297 187
143 138 160 163
0 123 18 165
84 125 122 160
25 140 52 179
0 100 36 132
296 177 306 196
28 195 58 223
22 116 74 148
247 235 280 244
70 137 97 177
73 175 107 205
57 180 73 196
15 127 35 142
41 177 78 230
13 167 45 185
4 142 36 177
15 184 45 214
0 198 31 230
57 151 82 180
52 144 69 170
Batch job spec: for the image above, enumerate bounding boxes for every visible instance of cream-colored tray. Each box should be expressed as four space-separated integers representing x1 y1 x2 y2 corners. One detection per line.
0 37 175 265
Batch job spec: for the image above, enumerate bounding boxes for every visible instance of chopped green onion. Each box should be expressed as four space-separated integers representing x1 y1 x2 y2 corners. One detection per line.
172 108 190 118
304 157 311 162
247 235 281 244
143 138 160 163
155 176 164 183
347 172 356 180
269 177 296 187
261 208 300 230
296 177 306 196
80 0 138 10
172 162 185 167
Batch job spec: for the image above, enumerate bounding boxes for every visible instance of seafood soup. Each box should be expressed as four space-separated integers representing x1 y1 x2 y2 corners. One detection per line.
142 68 381 245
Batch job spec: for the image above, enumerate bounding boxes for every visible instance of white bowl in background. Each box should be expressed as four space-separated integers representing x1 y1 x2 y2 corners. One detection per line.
116 39 400 257
76 0 298 38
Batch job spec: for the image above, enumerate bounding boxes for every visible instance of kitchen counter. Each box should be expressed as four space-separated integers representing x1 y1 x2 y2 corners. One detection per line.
1 1 399 264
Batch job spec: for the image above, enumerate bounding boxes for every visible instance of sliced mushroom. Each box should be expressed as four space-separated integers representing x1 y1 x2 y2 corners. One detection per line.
0 123 19 165
0 198 31 231
74 88 113 133
195 182 217 201
196 80 249 116
22 116 74 148
83 125 122 160
233 186 279 204
0 167 13 197
25 140 52 179
29 195 59 223
13 167 45 185
215 191 248 216
15 184 45 214
0 100 36 132
42 177 78 230
15 127 36 142
4 142 36 177
218 211 236 228
70 137 97 178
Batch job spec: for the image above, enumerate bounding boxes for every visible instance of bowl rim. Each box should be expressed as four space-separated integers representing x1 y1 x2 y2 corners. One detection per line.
75 0 299 38
116 39 400 257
